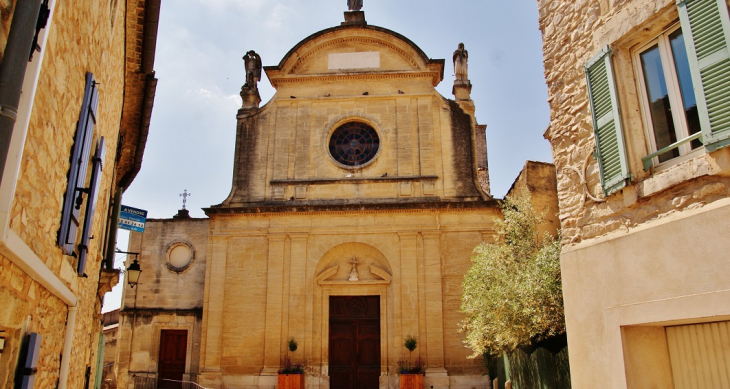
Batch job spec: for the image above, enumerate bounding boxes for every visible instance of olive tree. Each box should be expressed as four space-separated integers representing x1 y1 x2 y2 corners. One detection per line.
460 193 564 358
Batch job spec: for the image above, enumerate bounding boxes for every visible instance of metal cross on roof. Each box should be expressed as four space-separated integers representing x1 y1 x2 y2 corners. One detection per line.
179 189 191 210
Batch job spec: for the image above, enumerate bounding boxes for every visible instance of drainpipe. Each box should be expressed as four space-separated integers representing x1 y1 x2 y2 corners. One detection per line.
104 188 122 270
0 0 42 178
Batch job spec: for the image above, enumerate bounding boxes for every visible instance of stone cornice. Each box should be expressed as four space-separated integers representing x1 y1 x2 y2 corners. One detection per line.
119 307 203 317
204 199 499 217
268 71 442 88
270 175 438 186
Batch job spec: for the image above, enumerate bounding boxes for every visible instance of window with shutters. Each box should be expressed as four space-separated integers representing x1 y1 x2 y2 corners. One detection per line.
634 24 704 169
586 0 730 189
58 73 105 276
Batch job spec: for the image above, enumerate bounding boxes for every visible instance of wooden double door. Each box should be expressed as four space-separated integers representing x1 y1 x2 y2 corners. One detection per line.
158 330 187 389
329 296 381 389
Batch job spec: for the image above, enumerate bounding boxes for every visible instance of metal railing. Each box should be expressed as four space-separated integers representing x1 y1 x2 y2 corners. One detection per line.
131 373 209 389
642 132 703 171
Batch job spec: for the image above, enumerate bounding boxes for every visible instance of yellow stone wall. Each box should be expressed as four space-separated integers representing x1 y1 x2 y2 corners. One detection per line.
538 0 730 387
204 21 494 389
539 0 730 245
199 208 498 388
224 25 486 207
0 0 127 387
0 0 14 61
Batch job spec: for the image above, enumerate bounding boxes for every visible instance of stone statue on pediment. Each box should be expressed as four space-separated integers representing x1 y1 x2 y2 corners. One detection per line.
243 50 262 88
348 0 363 11
453 43 468 81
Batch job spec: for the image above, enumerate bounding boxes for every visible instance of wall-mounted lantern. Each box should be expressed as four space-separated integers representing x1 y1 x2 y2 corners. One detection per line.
126 259 142 288
117 249 141 288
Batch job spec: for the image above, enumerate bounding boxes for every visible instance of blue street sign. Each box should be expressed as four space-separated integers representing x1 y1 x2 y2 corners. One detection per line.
119 205 148 232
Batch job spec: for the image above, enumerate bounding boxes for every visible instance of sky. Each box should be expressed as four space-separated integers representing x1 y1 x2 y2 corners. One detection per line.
103 0 552 312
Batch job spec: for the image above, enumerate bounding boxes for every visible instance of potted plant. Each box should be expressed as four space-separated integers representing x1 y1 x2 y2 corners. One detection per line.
278 338 304 389
398 335 424 389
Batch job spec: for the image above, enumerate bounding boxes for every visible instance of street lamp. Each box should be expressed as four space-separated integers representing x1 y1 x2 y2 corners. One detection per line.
126 259 142 288
117 249 142 288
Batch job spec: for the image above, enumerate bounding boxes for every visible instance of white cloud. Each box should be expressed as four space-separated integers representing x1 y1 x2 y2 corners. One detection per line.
265 3 295 30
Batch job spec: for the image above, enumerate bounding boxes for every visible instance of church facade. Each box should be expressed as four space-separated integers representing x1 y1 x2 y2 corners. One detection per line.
115 10 554 389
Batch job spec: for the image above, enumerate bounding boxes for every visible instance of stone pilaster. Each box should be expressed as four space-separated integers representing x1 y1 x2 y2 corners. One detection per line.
262 235 286 375
398 233 419 349
199 236 230 378
422 231 449 388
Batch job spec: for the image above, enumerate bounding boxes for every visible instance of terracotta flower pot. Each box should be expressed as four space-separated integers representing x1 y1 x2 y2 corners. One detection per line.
277 373 305 389
399 373 424 389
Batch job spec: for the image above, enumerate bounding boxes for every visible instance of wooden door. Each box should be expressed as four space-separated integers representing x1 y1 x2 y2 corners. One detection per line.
329 296 381 389
158 330 187 389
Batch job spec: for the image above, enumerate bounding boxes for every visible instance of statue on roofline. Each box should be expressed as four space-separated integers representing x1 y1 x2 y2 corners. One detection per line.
453 43 468 81
243 50 262 89
348 0 363 11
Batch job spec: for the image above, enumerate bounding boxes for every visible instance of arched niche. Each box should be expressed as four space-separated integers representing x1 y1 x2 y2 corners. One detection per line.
311 242 394 379
314 242 392 284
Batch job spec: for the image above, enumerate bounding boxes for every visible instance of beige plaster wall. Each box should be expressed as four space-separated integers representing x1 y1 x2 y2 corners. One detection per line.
198 208 499 388
0 0 127 387
559 199 730 388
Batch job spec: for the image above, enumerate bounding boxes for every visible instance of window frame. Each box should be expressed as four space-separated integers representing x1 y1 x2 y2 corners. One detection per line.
632 23 705 172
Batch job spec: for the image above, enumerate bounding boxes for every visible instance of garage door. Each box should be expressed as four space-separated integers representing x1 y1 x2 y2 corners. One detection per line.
666 321 730 389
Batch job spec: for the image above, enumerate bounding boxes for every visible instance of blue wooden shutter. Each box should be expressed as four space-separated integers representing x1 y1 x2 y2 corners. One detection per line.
58 72 98 255
585 46 631 195
77 137 105 276
678 0 730 151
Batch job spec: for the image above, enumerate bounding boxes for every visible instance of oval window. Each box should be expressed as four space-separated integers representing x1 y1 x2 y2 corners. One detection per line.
328 122 380 167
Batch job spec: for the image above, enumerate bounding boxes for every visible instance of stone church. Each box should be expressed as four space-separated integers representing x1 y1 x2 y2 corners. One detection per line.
114 8 556 389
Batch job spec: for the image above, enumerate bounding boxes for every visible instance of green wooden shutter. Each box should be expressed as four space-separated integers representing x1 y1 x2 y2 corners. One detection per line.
678 0 730 151
585 46 631 196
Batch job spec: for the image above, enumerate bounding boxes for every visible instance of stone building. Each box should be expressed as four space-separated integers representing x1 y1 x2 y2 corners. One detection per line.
538 0 730 387
0 0 159 387
114 10 557 389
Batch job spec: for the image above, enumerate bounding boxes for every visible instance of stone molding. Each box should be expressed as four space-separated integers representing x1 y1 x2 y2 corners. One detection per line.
269 71 440 88
270 175 439 186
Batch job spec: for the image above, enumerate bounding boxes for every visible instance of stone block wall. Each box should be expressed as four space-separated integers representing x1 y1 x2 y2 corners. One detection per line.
123 218 209 310
228 94 485 206
0 0 129 387
539 0 730 245
505 160 559 239
0 0 13 62
116 218 209 389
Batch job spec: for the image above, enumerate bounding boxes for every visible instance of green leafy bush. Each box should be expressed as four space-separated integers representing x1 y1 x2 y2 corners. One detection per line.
460 193 564 358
